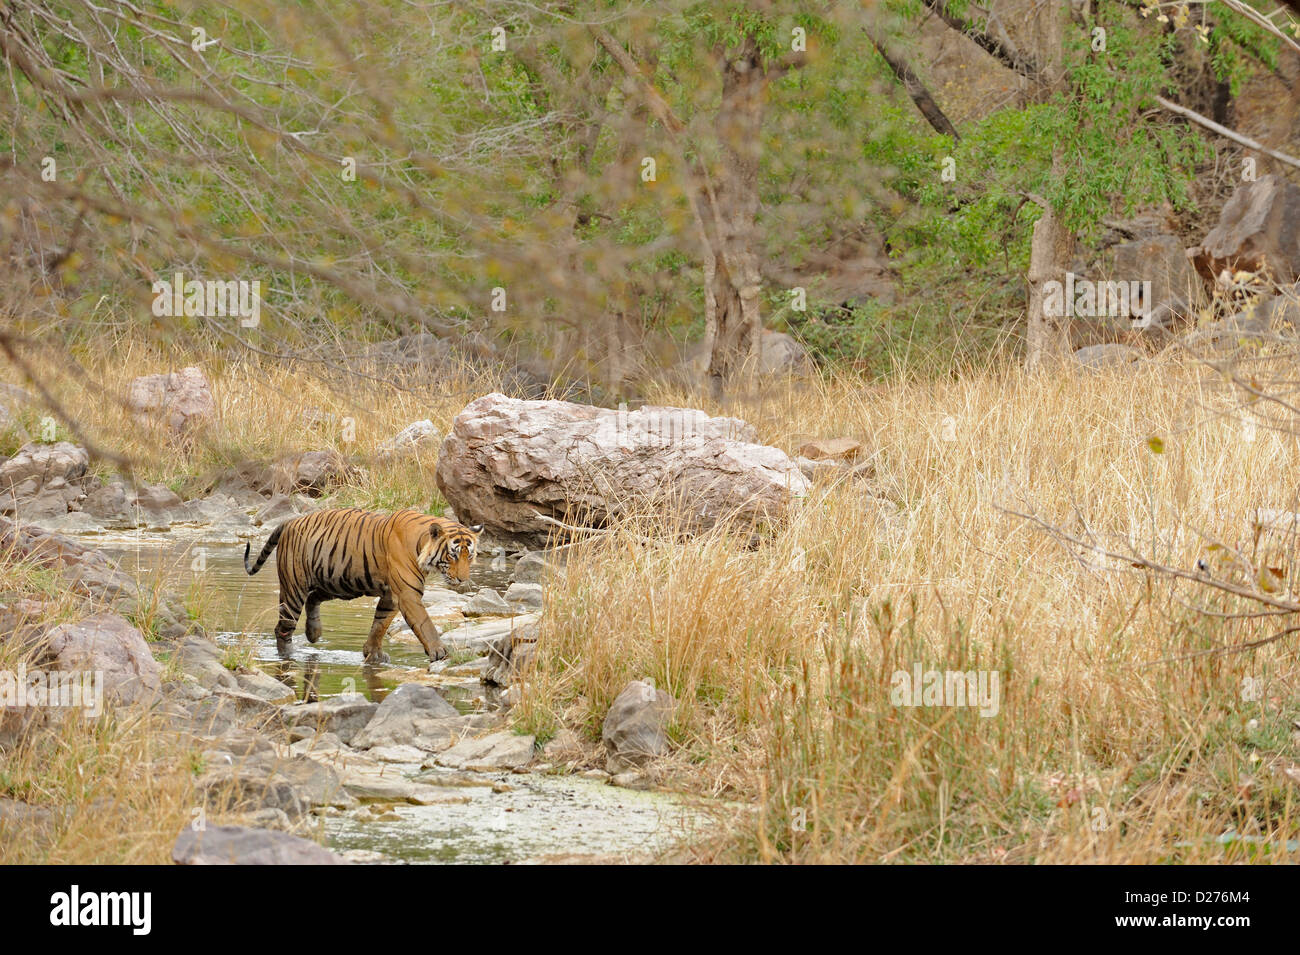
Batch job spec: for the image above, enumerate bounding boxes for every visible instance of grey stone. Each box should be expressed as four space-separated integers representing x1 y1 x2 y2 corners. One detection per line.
436 730 535 771
510 551 558 584
602 680 675 773
1190 174 1300 284
41 612 161 706
350 684 461 752
1072 344 1144 371
437 614 540 654
177 637 238 691
234 669 295 704
463 588 512 617
282 694 378 745
172 824 347 865
503 581 544 611
482 630 538 687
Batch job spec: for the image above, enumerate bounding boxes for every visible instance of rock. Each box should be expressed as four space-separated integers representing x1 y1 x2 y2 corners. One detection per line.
176 695 242 738
210 687 286 723
232 808 295 832
197 767 307 819
340 774 471 805
128 366 215 438
681 328 813 378
41 612 161 706
195 727 276 757
253 492 298 527
376 420 440 461
288 731 347 758
795 456 840 482
282 694 378 745
602 680 675 773
511 551 558 584
541 728 585 761
273 450 353 497
610 770 654 790
134 482 182 513
436 730 535 771
366 744 429 763
1186 285 1300 348
755 329 813 375
483 629 538 687
1106 234 1200 332
177 637 238 691
0 442 89 517
244 752 356 808
797 437 866 462
1072 344 1144 371
350 684 461 751
436 614 540 654
503 581 544 611
0 441 89 490
234 669 295 704
1190 175 1300 284
171 824 347 865
463 588 512 617
434 393 810 546
82 482 131 521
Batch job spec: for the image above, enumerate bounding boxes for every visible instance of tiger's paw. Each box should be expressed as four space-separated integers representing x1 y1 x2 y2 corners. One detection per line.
363 649 391 666
426 643 449 663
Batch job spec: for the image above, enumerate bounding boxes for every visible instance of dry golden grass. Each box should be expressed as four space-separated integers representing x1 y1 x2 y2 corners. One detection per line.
519 356 1300 863
4 339 1300 863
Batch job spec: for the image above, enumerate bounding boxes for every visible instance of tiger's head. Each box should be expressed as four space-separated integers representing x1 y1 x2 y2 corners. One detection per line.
419 521 482 585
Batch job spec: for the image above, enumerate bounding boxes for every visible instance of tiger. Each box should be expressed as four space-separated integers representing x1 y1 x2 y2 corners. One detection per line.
243 507 482 665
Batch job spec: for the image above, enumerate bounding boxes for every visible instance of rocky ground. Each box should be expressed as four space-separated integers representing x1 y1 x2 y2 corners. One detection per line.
0 436 693 862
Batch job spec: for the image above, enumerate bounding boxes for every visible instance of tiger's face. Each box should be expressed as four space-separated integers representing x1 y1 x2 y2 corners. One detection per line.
419 523 482 585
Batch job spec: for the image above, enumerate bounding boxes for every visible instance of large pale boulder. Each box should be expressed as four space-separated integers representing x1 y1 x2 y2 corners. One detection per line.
127 366 215 437
435 394 810 545
1190 175 1300 284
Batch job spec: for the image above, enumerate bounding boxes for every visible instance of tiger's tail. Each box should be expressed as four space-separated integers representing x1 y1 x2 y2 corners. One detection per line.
244 522 286 575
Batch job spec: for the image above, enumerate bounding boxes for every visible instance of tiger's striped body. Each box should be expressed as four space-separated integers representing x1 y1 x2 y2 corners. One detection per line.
244 507 482 664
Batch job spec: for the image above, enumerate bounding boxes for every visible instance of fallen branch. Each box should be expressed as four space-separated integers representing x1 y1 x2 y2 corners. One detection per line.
865 28 961 140
1155 95 1300 171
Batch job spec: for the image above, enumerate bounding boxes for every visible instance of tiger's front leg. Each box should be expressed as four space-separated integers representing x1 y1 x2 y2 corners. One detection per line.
396 588 448 662
362 592 399 665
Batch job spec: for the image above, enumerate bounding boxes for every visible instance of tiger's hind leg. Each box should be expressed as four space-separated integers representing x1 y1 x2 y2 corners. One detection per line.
274 588 306 656
305 592 324 644
362 591 399 665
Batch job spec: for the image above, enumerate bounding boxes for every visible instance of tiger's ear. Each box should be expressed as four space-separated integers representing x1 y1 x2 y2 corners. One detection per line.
469 524 483 534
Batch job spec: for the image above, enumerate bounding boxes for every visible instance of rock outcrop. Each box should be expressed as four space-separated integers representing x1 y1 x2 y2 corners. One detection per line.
435 393 810 545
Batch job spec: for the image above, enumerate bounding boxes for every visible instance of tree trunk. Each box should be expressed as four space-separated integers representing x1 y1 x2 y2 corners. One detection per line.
703 40 766 392
1024 3 1073 369
1025 187 1075 369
